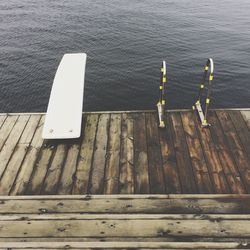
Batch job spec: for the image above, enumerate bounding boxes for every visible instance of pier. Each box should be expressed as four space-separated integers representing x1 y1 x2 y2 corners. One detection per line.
0 109 250 249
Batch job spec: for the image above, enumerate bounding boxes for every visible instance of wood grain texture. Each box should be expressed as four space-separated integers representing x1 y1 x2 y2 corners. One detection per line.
0 115 19 151
133 113 150 194
229 110 250 158
89 114 110 194
181 112 213 194
0 115 30 179
0 115 41 195
57 142 81 195
170 112 197 193
119 113 134 194
1 195 250 214
0 241 249 249
216 110 250 193
241 110 250 129
209 111 246 194
104 114 121 194
0 110 248 196
10 116 45 195
72 114 99 194
41 143 67 195
158 114 181 194
194 112 230 194
145 113 165 194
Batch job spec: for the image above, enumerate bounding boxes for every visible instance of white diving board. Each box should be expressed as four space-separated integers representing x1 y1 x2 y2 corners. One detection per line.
42 53 87 139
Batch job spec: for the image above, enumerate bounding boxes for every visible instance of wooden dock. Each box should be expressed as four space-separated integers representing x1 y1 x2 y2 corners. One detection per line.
0 109 250 249
0 109 249 195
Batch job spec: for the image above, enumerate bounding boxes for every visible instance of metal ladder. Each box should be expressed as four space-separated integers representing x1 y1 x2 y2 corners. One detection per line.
192 58 214 127
157 61 167 128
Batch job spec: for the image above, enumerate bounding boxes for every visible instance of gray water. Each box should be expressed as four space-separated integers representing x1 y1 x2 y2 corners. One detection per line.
0 0 250 112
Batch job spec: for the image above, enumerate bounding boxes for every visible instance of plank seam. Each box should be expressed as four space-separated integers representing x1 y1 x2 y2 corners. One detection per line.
101 114 111 194
87 114 100 194
0 115 31 182
179 112 200 194
215 111 250 193
70 115 88 195
8 115 43 195
213 111 248 194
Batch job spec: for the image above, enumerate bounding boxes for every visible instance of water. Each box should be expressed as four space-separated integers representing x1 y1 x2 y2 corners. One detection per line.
0 0 249 112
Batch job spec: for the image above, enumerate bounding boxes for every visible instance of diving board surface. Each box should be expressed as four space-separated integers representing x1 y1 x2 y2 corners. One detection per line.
42 53 87 139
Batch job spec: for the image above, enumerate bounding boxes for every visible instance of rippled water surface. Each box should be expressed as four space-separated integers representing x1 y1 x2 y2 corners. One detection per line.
0 0 250 112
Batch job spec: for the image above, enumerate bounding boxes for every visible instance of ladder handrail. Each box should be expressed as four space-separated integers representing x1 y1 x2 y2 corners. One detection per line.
193 58 214 127
157 60 167 128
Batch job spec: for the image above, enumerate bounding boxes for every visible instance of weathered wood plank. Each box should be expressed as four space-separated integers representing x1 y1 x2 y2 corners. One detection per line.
2 194 250 199
72 114 99 194
1 195 250 214
216 111 250 193
89 114 110 194
119 113 134 194
25 143 54 195
209 111 246 194
169 112 197 193
145 113 165 194
2 213 250 220
0 115 30 179
1 237 250 243
158 114 181 194
0 115 41 195
104 114 121 194
229 110 250 158
0 241 248 249
133 113 150 194
10 116 45 195
1 216 250 238
0 115 7 129
41 144 67 195
57 140 81 195
241 110 250 129
193 112 230 194
181 112 213 194
0 115 18 151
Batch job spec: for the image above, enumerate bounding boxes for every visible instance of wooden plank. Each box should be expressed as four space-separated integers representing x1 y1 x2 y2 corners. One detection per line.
0 115 7 129
1 216 250 238
24 142 54 195
41 143 67 195
241 110 250 129
1 195 250 214
169 113 197 193
1 236 250 243
89 114 110 194
0 115 18 151
0 115 41 195
0 115 30 179
229 110 250 157
0 193 250 199
216 111 250 193
193 113 230 194
209 111 246 194
0 241 248 249
72 114 99 194
119 113 135 194
145 113 165 194
104 114 122 194
2 213 250 220
57 139 81 195
10 116 45 195
158 114 181 194
133 113 150 194
181 112 213 194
